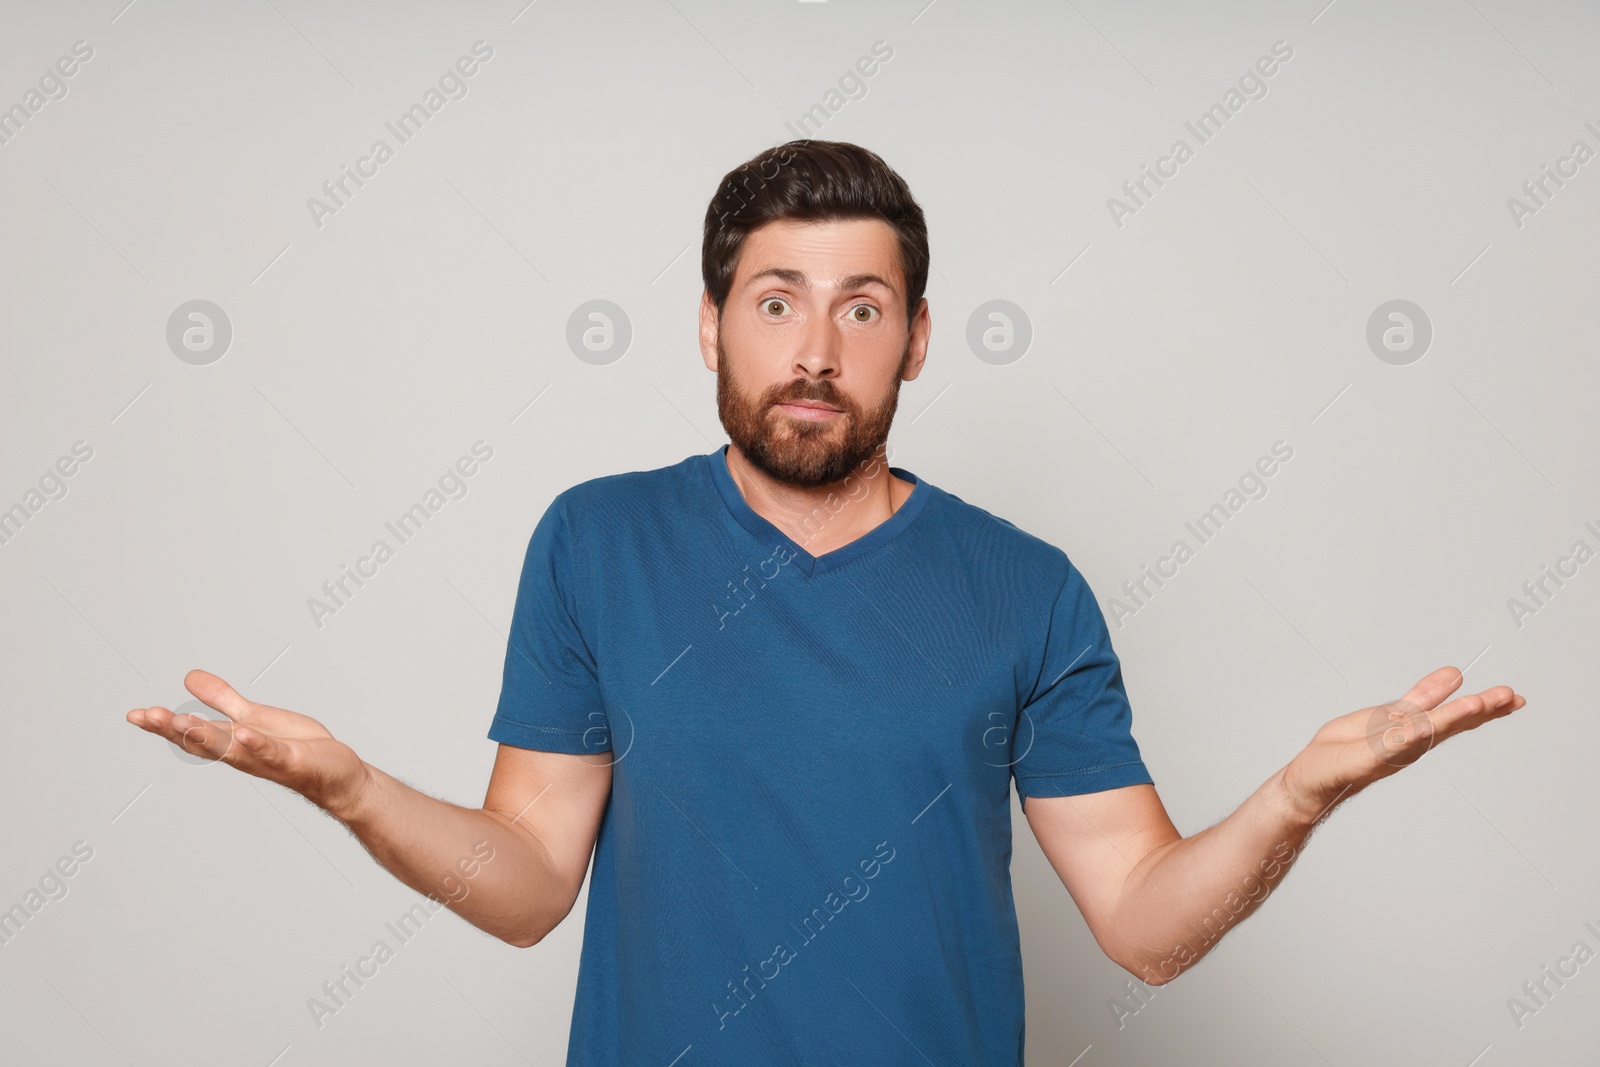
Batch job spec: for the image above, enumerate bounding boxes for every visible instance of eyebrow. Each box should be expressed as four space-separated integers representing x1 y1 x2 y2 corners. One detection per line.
745 267 899 298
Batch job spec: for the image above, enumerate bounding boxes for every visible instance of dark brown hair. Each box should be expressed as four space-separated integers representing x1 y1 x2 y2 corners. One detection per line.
701 140 929 327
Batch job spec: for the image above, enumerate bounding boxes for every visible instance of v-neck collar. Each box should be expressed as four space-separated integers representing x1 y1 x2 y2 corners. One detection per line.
706 444 931 578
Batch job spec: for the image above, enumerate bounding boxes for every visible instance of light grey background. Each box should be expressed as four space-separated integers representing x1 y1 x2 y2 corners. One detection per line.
2 0 1596 1064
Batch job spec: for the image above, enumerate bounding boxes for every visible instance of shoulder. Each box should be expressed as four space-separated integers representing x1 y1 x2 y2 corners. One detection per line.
553 451 712 533
916 477 1075 586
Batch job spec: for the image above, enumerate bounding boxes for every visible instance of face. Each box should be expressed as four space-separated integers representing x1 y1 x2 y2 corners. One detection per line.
701 217 930 489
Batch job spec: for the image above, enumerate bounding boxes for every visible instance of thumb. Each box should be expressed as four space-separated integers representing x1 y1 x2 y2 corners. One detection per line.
183 669 254 722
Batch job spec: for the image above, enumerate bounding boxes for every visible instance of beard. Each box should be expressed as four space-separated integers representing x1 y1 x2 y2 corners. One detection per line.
715 334 908 489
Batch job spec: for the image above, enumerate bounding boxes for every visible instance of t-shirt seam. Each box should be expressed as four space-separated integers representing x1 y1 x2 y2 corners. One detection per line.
491 718 589 737
556 492 603 673
1022 556 1075 707
1014 758 1146 780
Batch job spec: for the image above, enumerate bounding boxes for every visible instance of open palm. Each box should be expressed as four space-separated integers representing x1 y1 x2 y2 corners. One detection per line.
1281 666 1525 821
127 668 370 815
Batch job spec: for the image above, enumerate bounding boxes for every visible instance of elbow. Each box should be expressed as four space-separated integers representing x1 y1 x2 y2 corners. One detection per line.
503 890 582 949
1105 939 1182 988
502 916 556 948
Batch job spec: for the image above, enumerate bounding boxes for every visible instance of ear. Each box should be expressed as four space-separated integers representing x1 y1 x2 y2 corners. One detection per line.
699 290 720 372
901 297 931 382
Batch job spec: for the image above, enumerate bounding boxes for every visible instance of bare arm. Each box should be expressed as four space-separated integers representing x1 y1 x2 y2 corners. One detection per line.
127 669 612 948
1024 666 1525 985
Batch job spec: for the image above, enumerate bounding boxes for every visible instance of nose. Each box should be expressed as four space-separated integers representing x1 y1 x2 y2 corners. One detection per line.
791 304 843 382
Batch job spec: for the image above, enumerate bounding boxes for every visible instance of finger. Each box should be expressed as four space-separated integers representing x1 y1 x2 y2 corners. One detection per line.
128 705 175 731
1396 666 1465 714
184 668 256 724
1431 685 1522 737
169 712 241 763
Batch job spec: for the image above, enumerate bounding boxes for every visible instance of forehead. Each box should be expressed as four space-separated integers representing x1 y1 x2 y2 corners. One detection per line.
732 217 902 293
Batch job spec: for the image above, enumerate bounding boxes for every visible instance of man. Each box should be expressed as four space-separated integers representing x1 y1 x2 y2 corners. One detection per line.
127 140 1524 1064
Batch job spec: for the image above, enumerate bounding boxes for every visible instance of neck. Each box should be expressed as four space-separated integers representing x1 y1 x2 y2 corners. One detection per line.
724 443 911 557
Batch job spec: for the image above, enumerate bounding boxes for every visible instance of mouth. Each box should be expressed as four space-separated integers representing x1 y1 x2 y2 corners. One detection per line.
774 401 842 421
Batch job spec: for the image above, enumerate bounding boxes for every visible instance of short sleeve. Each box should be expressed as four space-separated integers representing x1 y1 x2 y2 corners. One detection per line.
487 493 612 754
1011 558 1153 799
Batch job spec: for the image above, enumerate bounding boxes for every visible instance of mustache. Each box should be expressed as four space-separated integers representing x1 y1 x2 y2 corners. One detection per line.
768 380 848 409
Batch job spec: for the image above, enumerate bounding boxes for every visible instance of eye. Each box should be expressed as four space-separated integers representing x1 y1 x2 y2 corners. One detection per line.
849 304 880 323
763 298 790 317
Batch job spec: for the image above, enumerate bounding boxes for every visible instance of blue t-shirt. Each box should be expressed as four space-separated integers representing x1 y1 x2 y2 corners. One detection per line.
488 444 1152 1066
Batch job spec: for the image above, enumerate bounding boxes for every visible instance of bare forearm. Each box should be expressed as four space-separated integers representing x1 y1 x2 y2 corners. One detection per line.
1109 765 1334 985
329 762 574 947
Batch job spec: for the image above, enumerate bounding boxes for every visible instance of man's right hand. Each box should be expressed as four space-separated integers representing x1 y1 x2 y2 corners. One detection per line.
127 668 372 820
